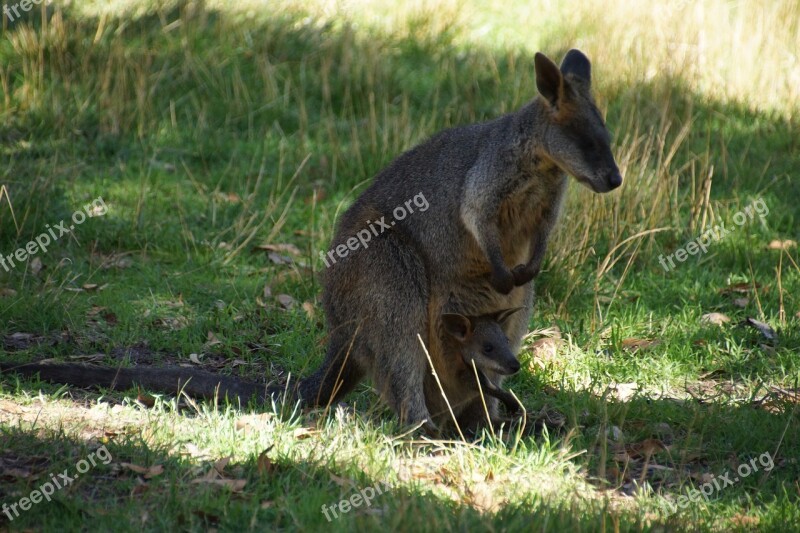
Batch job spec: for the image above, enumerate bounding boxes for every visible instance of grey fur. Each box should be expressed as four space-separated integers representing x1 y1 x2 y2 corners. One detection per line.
298 49 621 432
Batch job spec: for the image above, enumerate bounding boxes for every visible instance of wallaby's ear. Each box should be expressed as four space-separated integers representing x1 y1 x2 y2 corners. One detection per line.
441 313 472 343
560 49 591 84
495 307 525 325
534 52 564 108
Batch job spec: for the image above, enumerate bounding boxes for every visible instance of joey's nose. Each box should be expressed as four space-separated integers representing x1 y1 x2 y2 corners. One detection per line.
507 359 521 374
606 169 623 190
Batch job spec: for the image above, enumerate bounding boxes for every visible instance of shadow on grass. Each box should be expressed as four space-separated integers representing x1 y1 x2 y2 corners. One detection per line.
0 412 643 531
0 2 799 529
0 390 796 532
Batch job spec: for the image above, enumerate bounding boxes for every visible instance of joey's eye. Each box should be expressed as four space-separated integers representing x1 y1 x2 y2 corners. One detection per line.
483 343 494 353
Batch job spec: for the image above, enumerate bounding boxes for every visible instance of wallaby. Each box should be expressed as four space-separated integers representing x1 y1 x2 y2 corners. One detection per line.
0 362 271 404
299 49 621 431
430 308 525 430
0 308 520 427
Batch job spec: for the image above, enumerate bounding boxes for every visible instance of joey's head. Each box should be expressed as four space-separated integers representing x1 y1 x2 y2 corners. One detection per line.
441 308 524 375
534 49 622 193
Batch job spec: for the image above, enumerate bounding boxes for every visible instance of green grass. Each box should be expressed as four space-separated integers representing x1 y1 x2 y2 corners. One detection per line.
1 0 799 531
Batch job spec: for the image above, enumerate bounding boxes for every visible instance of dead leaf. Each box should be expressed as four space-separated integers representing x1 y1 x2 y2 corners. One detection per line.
609 382 638 402
1 466 32 479
305 187 327 205
87 305 118 325
701 312 730 326
206 331 223 347
121 463 164 479
82 283 99 291
131 485 149 497
292 427 317 440
189 353 202 364
257 448 274 475
255 243 301 256
191 478 246 491
213 191 241 203
621 338 661 352
0 288 17 297
528 337 566 364
101 254 134 269
213 456 231 476
136 392 155 407
718 282 761 295
733 297 749 308
465 481 503 513
152 316 188 330
329 473 354 488
607 425 623 441
768 239 797 250
730 514 760 528
234 413 274 433
277 294 296 310
30 257 43 275
267 252 293 265
627 438 666 459
740 317 778 341
302 301 315 320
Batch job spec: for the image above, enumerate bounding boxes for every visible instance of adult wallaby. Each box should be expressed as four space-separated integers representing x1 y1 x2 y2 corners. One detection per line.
299 49 621 431
0 308 521 423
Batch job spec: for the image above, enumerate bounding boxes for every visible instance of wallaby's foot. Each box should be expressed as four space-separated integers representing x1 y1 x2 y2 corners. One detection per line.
511 262 539 286
489 266 515 294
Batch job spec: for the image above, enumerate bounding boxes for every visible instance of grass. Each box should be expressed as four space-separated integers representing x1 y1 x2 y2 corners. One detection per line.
1 0 799 530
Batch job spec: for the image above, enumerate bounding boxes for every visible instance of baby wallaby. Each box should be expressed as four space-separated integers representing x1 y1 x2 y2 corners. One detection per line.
440 308 525 416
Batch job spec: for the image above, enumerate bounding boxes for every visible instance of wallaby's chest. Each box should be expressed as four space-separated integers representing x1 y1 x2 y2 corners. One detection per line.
498 175 566 263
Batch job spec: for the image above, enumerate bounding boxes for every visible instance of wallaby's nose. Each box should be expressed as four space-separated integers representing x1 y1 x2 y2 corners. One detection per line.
606 169 623 190
506 358 521 374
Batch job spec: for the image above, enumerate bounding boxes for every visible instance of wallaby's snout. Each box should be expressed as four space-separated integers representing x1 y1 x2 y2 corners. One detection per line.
501 354 521 375
534 49 623 193
605 168 623 190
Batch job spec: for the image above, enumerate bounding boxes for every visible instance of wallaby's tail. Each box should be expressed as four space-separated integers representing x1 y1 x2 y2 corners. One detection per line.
0 362 286 405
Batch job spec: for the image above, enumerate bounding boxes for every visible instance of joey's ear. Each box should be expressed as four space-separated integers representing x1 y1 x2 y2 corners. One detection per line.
495 307 525 325
534 52 564 108
560 49 591 84
441 313 472 343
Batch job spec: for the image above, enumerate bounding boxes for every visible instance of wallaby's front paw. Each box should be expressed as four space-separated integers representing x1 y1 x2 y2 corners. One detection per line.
511 263 538 286
490 267 515 294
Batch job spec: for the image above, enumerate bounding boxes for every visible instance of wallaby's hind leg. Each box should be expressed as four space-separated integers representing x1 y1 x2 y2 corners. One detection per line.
456 395 501 434
370 335 432 428
297 327 365 408
320 228 434 428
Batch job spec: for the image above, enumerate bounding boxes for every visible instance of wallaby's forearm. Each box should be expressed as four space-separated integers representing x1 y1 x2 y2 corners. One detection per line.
511 231 548 286
0 362 274 404
460 181 516 294
475 368 521 413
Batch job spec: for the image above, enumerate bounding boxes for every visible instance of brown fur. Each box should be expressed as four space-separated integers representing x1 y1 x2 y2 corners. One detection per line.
299 49 622 433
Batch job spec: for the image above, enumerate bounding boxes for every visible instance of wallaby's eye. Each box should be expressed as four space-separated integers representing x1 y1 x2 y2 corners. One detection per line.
483 343 494 353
